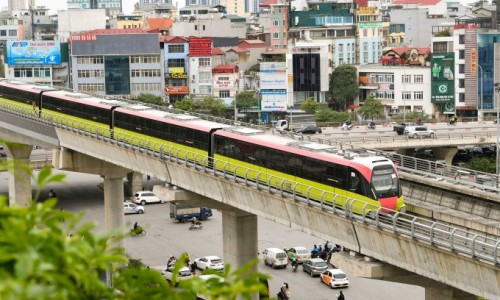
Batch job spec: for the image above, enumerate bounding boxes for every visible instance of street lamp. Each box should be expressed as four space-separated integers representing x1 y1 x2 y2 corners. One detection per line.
495 82 500 180
478 64 484 122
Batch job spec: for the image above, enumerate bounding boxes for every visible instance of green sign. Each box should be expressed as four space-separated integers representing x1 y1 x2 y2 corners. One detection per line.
358 22 383 29
431 52 455 103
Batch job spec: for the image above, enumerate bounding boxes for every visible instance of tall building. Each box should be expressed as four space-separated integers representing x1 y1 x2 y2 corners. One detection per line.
8 0 27 11
67 0 122 17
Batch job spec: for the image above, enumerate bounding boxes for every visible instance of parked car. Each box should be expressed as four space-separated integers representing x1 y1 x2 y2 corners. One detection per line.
161 266 194 283
320 268 349 289
302 258 328 277
193 256 224 272
133 190 162 205
286 246 310 263
262 247 288 269
124 202 144 214
294 125 322 135
403 126 435 139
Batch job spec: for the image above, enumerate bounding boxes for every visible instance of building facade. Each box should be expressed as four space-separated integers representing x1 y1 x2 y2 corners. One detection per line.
163 36 190 102
70 30 163 97
67 0 122 17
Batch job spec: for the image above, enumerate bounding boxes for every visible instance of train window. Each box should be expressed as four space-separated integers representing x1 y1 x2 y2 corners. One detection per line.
349 171 360 191
372 167 398 198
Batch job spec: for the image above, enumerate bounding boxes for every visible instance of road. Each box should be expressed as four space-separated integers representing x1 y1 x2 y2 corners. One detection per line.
0 170 424 300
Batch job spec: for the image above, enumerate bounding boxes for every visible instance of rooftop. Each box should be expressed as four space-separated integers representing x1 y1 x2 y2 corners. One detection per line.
392 0 442 5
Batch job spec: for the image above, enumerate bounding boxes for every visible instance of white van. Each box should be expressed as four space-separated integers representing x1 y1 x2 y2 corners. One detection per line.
262 248 288 269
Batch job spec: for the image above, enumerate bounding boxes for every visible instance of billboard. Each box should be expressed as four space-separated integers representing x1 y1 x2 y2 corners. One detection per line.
189 37 212 57
7 40 61 65
431 52 454 103
260 62 287 89
261 90 287 112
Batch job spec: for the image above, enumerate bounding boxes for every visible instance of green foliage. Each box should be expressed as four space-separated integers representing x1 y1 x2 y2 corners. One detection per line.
173 97 194 112
358 95 384 121
247 64 260 73
300 98 320 114
194 96 227 117
235 91 258 112
315 108 350 123
434 29 451 37
135 94 166 106
329 65 359 111
391 111 431 123
464 157 496 174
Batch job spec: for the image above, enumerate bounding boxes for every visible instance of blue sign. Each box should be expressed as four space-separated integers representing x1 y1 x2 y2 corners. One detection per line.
7 40 61 65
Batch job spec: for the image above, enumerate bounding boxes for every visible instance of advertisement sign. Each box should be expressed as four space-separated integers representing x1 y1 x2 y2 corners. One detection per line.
214 80 234 89
261 91 287 112
189 37 212 57
358 22 383 29
470 48 477 73
170 73 188 79
260 62 287 90
7 40 61 65
431 52 454 103
166 86 189 94
168 67 185 74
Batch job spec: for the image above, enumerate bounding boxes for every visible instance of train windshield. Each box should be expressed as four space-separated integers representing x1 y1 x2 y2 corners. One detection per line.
371 166 399 198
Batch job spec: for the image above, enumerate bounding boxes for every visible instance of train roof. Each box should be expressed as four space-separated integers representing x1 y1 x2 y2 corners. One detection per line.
42 90 117 109
216 127 392 170
0 80 56 93
114 106 233 132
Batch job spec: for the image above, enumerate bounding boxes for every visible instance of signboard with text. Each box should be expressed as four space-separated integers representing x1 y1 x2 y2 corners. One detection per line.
7 40 61 65
260 62 287 89
431 52 455 103
261 90 287 112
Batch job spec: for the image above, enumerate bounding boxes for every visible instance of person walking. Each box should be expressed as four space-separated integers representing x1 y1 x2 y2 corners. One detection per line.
337 290 345 300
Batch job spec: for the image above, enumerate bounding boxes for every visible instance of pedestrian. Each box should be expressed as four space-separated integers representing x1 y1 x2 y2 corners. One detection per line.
190 261 196 273
337 290 345 300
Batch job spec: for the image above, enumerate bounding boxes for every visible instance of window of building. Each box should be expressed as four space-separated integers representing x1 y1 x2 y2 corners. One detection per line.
168 59 184 68
459 79 465 88
199 72 211 82
8 29 16 36
130 55 159 64
459 93 465 102
199 58 210 66
78 70 105 78
199 85 212 94
402 91 412 100
131 83 161 92
459 49 464 59
273 20 279 26
402 74 411 83
168 44 184 53
273 32 279 39
414 91 423 100
414 74 423 83
338 44 343 53
195 25 198 30
78 83 105 92
459 64 465 74
77 56 103 64
459 35 465 44
34 68 50 77
219 90 230 98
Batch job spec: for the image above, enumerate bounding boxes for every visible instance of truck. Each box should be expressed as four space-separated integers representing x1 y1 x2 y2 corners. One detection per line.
170 202 213 222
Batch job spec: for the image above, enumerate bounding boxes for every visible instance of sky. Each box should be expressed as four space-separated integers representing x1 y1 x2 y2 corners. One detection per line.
0 0 137 14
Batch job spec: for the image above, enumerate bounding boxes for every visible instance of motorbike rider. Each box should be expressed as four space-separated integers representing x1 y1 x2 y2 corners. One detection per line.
369 120 376 128
416 117 423 125
191 217 201 226
167 255 176 268
290 256 298 271
450 115 457 125
277 282 290 300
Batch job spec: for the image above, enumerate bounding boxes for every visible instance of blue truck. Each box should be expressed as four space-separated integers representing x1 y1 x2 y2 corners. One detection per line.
169 202 213 222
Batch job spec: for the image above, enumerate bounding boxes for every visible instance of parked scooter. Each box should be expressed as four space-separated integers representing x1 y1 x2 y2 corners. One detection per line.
189 222 203 230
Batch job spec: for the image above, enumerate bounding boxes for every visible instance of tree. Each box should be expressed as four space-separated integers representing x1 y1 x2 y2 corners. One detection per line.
135 94 166 106
173 97 194 112
300 97 320 114
0 157 268 299
358 95 384 121
235 91 258 112
329 65 359 111
315 108 350 124
464 157 496 174
194 96 227 117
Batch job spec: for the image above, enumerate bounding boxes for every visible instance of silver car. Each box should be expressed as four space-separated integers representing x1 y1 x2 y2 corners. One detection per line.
302 258 328 277
403 126 435 139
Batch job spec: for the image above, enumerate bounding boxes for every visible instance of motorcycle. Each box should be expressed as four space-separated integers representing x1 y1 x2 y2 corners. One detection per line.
291 263 298 273
189 222 203 230
130 227 146 237
367 123 376 130
340 123 353 131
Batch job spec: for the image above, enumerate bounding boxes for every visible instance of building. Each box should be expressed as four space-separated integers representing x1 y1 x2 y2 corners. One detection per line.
259 0 289 49
70 29 164 98
109 14 144 29
0 13 23 44
67 0 122 17
3 40 69 86
212 64 239 99
356 6 384 64
163 36 190 102
225 39 267 71
357 56 432 117
57 9 107 42
188 36 213 97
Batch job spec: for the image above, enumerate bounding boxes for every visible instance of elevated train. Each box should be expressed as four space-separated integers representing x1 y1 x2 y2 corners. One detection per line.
0 80 405 213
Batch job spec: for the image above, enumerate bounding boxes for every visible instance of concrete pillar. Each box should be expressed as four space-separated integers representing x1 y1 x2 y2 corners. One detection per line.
424 286 476 300
432 146 458 165
3 143 33 206
222 210 258 272
103 173 126 250
127 171 144 196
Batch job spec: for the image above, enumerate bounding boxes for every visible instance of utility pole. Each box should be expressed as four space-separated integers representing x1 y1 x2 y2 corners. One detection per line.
29 0 35 40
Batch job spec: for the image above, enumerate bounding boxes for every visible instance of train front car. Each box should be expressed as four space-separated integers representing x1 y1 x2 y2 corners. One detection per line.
212 128 405 215
352 155 405 213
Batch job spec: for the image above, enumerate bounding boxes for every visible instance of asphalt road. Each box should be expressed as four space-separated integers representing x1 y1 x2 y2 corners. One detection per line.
0 170 424 300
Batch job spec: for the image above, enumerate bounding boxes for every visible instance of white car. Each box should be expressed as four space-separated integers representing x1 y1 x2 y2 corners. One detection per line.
403 126 435 139
320 268 349 289
161 266 194 282
124 202 144 214
133 190 162 205
193 256 224 272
